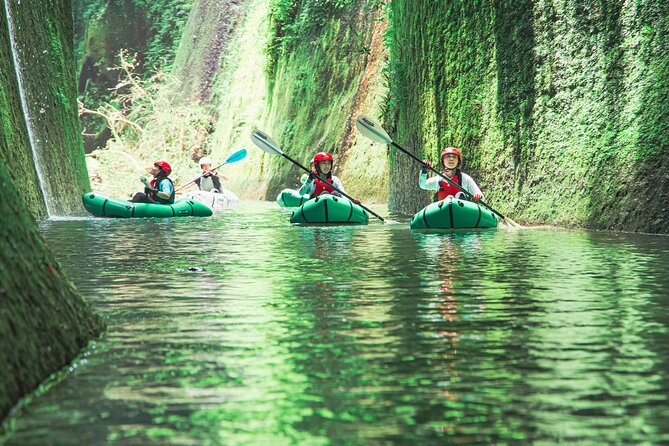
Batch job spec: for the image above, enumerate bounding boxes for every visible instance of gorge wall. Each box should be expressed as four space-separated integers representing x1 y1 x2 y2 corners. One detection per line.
1 0 104 422
386 0 669 232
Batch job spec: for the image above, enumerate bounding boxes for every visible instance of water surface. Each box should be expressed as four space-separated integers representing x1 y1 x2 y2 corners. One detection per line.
3 201 669 445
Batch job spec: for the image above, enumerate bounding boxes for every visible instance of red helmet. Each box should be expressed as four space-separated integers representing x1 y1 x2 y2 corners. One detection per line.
312 152 333 164
154 160 172 175
440 147 461 164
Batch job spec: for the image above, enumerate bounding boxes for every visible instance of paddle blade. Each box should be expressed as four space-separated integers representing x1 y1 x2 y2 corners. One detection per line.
355 114 393 144
224 148 247 164
251 129 283 156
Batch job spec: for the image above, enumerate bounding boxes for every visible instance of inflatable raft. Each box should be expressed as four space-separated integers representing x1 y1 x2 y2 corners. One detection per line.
183 189 239 211
277 188 310 207
290 194 368 225
410 196 498 229
82 192 213 218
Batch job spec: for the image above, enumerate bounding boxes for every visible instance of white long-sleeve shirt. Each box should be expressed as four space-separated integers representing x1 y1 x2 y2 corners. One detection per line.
299 176 345 196
419 172 484 199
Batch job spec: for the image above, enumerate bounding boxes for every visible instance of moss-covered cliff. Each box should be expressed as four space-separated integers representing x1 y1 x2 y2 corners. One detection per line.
3 0 91 217
1 0 105 421
386 0 669 232
74 0 192 151
0 4 47 219
0 154 104 421
171 0 245 103
206 0 389 202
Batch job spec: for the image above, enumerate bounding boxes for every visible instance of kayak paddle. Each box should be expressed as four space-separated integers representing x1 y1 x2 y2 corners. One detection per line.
355 115 521 227
176 148 248 192
250 129 387 223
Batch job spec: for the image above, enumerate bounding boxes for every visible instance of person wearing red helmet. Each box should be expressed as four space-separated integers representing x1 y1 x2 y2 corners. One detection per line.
419 147 484 202
299 151 347 198
129 160 175 204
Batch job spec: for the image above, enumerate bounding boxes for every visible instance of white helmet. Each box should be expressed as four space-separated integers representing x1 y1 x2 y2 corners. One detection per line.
199 156 213 166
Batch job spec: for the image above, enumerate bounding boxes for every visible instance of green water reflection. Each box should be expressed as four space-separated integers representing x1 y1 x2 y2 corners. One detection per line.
3 202 669 445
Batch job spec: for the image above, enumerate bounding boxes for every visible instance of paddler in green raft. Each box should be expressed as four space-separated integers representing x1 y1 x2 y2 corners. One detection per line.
412 147 498 229
289 151 368 224
419 147 484 202
82 159 213 217
130 160 175 204
299 151 359 203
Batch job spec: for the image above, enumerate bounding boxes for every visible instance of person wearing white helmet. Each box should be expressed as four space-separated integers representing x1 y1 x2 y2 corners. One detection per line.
195 156 226 193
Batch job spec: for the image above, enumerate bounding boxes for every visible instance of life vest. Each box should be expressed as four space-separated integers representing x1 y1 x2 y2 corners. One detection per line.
149 177 175 204
312 173 335 197
199 175 216 192
436 171 463 201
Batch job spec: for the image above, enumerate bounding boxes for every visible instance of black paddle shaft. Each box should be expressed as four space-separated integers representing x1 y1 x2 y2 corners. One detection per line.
279 152 385 222
390 141 508 220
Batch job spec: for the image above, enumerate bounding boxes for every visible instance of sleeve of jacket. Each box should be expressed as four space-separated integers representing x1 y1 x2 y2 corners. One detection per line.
332 176 346 194
299 179 315 196
419 173 441 191
461 173 484 200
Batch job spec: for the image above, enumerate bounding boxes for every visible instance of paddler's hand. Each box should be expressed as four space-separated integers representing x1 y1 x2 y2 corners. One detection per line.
140 176 150 187
421 160 431 174
354 199 361 204
472 193 482 201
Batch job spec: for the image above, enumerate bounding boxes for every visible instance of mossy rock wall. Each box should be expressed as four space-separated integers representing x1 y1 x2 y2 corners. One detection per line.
171 0 245 103
208 0 389 202
3 0 91 216
0 5 47 219
74 0 192 151
387 0 669 232
0 155 104 421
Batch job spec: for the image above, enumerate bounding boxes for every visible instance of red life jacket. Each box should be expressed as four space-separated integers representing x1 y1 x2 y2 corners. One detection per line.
312 173 335 197
437 172 462 201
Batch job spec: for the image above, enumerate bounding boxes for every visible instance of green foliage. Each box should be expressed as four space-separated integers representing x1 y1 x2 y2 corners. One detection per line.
84 52 214 198
73 0 192 71
265 0 375 85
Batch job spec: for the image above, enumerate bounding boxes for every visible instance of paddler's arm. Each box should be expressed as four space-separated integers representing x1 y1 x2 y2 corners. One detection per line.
153 179 174 200
419 172 440 191
298 178 314 196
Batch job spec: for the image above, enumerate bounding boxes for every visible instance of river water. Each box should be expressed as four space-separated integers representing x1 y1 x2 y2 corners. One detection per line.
3 201 669 445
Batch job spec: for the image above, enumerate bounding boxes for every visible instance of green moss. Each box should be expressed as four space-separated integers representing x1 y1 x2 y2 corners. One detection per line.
208 0 388 202
386 0 669 232
0 155 104 422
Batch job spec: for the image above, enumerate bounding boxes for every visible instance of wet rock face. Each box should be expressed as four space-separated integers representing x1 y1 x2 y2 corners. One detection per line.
0 4 48 219
2 0 90 217
0 156 105 421
1 1 104 421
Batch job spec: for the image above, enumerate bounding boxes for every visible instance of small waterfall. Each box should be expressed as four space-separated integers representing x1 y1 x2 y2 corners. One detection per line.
4 0 52 216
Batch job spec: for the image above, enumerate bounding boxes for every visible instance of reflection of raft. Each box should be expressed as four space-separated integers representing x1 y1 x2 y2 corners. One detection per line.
183 189 239 211
289 194 368 225
410 196 498 229
82 193 213 218
277 188 310 207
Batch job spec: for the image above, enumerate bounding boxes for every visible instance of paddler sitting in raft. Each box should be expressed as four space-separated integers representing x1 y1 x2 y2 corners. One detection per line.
299 151 359 203
130 160 175 204
194 156 227 193
420 147 484 202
